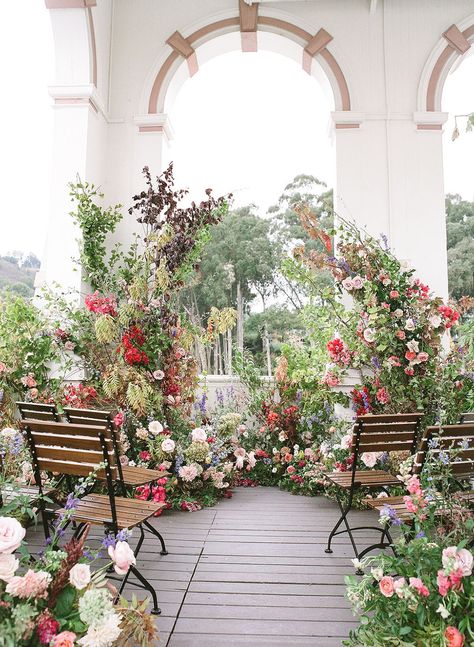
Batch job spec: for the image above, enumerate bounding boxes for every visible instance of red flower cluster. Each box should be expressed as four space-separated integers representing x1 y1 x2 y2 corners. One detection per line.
351 386 372 415
180 500 202 512
327 338 352 366
135 482 169 515
85 291 117 316
255 449 269 459
36 610 60 645
122 326 149 365
266 411 280 427
162 366 181 399
62 383 97 408
438 304 460 329
407 279 430 301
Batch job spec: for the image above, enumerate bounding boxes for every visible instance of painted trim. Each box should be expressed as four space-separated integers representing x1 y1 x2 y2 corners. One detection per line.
241 32 257 52
147 15 351 113
86 7 97 87
335 123 360 129
239 0 258 32
45 0 96 7
425 23 474 111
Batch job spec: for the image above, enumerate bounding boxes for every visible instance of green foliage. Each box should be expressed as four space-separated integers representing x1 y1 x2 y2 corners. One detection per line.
69 180 123 291
446 193 474 298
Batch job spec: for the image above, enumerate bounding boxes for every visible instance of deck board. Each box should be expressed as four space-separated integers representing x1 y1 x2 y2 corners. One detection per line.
26 487 382 646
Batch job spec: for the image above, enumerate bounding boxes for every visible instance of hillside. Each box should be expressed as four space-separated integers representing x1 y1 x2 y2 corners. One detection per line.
0 257 39 298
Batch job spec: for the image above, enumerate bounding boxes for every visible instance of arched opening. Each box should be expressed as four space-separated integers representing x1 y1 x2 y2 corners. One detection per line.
442 48 474 299
154 29 337 376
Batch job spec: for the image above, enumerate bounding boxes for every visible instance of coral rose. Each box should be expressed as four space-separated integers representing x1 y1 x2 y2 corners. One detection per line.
0 517 26 554
108 541 136 575
379 576 395 597
445 627 464 647
52 632 77 647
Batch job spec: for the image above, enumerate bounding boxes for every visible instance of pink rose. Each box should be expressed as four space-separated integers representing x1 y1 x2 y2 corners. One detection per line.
409 577 429 597
0 517 26 554
153 370 165 380
379 575 395 597
108 541 136 575
287 466 296 474
113 412 124 427
69 563 91 590
396 330 406 340
445 627 465 647
52 632 77 647
405 351 416 361
417 352 429 362
389 290 399 298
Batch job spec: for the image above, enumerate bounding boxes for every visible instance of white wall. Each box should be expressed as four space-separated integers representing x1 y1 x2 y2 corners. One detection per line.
42 0 474 299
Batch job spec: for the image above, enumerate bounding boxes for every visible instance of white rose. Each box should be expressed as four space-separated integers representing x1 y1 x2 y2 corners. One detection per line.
191 428 207 442
429 315 442 329
371 567 383 581
340 434 353 450
404 318 415 331
0 517 26 554
393 309 403 318
69 563 91 590
148 421 164 435
0 554 19 582
342 277 353 291
363 328 376 343
161 438 176 453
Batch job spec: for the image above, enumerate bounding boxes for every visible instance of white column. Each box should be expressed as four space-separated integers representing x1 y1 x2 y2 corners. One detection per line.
106 114 172 247
37 4 107 300
333 111 449 298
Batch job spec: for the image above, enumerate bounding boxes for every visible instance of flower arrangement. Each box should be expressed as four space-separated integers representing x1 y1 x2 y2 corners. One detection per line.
345 452 474 646
0 483 158 646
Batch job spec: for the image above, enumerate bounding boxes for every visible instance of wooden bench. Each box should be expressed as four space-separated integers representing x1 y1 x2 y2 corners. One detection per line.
22 419 167 614
324 412 423 559
63 407 171 488
365 423 474 521
17 401 60 421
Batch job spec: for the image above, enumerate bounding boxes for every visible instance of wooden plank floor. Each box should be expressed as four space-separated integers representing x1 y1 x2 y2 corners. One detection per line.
26 487 383 646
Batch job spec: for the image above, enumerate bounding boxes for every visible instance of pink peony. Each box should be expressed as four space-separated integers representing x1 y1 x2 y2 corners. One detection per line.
108 541 136 575
437 570 451 597
52 632 77 647
179 464 199 482
0 517 26 554
6 569 51 598
445 627 465 647
379 576 395 597
409 577 429 597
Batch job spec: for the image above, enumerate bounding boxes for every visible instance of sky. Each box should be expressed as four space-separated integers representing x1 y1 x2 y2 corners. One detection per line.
0 1 472 259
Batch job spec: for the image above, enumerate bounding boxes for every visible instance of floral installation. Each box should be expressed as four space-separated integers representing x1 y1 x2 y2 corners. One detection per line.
0 476 159 646
345 450 474 647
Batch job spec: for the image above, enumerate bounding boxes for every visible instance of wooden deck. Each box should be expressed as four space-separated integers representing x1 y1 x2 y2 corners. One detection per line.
27 486 383 646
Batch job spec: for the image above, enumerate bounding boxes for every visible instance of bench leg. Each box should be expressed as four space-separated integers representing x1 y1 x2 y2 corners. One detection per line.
325 491 358 556
143 519 168 555
115 525 161 615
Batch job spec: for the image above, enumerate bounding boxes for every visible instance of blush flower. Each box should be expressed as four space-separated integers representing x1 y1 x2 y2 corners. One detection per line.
161 438 176 453
0 516 26 554
191 428 207 442
6 569 52 598
0 553 19 582
69 563 91 590
108 541 136 575
445 627 465 647
379 576 395 597
409 577 429 597
52 632 77 647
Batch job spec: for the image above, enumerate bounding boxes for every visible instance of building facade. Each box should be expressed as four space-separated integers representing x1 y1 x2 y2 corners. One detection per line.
39 0 474 298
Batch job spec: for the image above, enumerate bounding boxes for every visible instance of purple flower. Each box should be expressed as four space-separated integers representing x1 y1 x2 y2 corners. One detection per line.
102 534 116 549
65 493 80 510
380 233 389 251
415 531 426 539
371 356 381 371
